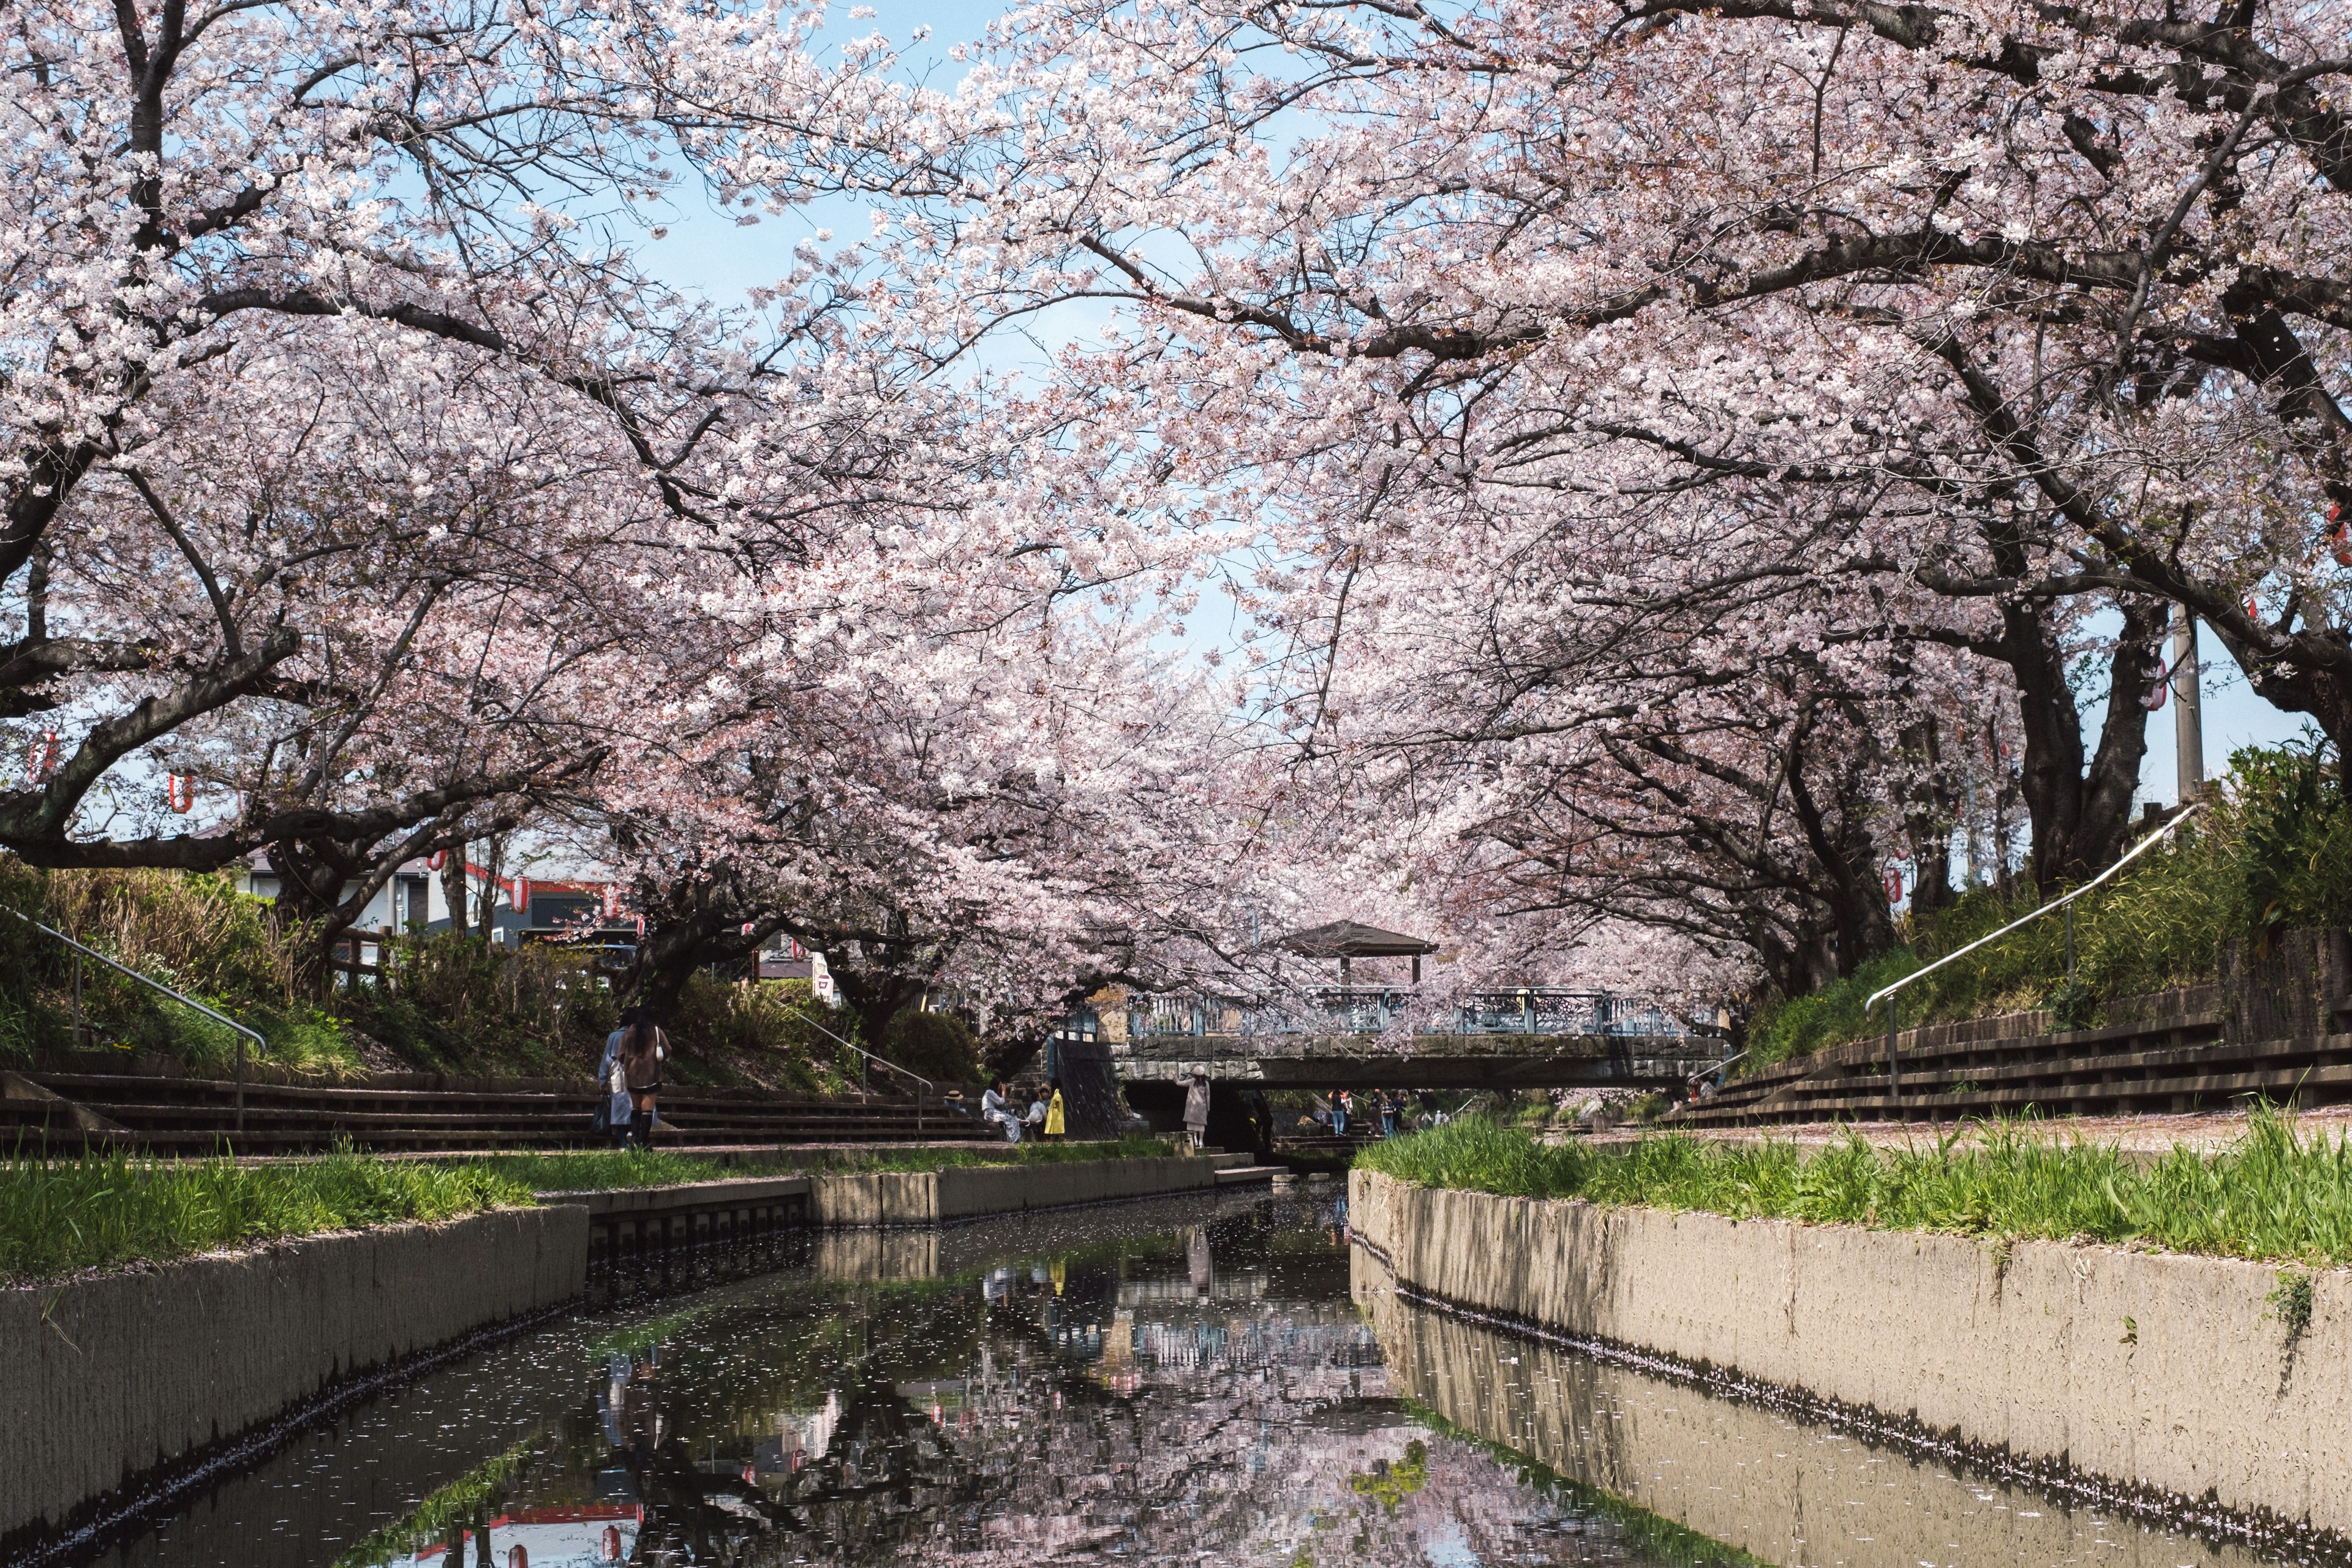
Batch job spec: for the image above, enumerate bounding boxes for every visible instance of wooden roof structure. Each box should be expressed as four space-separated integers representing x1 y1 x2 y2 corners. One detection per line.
1267 919 1438 958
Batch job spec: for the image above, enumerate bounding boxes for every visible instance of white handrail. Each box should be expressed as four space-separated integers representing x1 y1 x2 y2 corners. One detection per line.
1864 801 2207 1015
1 903 268 1134
1860 800 2206 1092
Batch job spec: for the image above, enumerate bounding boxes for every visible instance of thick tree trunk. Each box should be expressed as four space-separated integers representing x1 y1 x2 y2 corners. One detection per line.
2000 598 2163 893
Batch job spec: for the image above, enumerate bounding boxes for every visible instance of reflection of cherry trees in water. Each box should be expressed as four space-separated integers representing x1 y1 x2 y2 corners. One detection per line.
514 1202 1684 1566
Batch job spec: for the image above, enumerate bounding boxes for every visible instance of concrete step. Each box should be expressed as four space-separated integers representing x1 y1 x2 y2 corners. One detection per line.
1212 1164 1285 1186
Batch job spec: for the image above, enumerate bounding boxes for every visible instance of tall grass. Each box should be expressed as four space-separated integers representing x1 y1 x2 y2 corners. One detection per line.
0 859 360 1074
1357 1114 2352 1266
0 1147 532 1283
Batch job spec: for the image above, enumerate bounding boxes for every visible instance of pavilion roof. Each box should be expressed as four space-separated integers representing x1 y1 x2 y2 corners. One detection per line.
1267 919 1438 958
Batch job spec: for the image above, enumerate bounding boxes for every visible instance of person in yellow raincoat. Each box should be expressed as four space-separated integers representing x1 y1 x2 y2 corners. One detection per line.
1043 1077 1066 1142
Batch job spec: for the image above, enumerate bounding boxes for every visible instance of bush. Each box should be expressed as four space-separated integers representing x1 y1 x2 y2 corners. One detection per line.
661 974 839 1091
879 1008 985 1084
340 934 615 1075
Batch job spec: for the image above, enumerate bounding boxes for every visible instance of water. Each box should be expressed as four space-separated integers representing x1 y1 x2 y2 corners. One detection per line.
78 1191 2307 1568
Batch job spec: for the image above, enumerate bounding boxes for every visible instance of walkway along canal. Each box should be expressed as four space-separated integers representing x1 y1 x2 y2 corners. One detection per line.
26 1186 2349 1568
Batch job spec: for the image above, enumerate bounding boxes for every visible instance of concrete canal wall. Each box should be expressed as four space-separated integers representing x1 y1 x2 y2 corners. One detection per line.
3 1154 1246 1551
1351 1168 2352 1539
1356 1256 2283 1568
812 1155 1224 1225
1 1204 587 1548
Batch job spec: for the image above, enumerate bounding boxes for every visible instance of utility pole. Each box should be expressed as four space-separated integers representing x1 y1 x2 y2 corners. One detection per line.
2172 604 2204 803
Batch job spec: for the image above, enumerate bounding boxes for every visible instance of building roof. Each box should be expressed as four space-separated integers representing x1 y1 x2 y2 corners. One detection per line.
1267 919 1438 958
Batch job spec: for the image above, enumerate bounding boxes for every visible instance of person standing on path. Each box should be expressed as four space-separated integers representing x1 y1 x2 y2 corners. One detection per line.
1044 1078 1066 1143
1331 1088 1349 1138
618 1008 667 1148
596 1017 635 1148
1379 1090 1398 1139
1183 1071 1211 1153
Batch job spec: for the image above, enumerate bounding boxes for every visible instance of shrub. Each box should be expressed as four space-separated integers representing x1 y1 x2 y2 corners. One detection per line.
0 861 360 1074
880 1008 984 1084
662 973 837 1091
338 934 615 1075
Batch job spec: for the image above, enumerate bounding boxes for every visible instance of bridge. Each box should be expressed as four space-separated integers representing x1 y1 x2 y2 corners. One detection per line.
1061 989 1728 1092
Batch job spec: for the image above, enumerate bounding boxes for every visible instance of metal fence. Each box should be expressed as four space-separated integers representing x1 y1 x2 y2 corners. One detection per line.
1124 988 1687 1039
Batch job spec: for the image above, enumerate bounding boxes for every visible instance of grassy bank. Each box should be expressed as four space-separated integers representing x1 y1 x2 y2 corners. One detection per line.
1 1137 1180 1282
0 858 874 1088
1356 1114 2352 1267
1747 742 2352 1069
480 1135 1175 1191
0 1148 533 1284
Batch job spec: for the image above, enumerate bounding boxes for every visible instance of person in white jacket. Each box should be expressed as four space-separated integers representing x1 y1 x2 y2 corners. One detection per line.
980 1077 1021 1143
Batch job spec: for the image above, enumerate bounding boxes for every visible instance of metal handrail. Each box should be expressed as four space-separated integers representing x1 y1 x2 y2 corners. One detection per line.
791 1009 937 1137
1862 801 2207 1090
1 904 268 1134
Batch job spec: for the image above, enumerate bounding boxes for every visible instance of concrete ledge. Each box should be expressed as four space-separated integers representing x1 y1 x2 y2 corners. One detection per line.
812 1156 1221 1225
1 1204 587 1546
1351 1167 2352 1538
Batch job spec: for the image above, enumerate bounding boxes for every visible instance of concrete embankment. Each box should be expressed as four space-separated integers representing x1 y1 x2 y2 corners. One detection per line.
4 1153 1255 1553
1351 1167 2352 1540
1 1204 587 1551
812 1154 1231 1225
1356 1253 2283 1568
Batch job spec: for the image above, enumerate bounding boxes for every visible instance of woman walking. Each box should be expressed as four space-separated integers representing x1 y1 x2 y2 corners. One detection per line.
595 1020 633 1148
617 1006 667 1149
1182 1071 1210 1154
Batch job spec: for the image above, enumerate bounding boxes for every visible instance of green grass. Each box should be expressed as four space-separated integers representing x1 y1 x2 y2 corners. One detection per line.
0 1147 532 1283
1745 741 2352 1069
461 1135 1173 1193
0 1137 1182 1281
1356 1112 2352 1267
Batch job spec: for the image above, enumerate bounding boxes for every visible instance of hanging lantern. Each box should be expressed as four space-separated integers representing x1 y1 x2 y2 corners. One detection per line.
27 731 58 782
1882 862 1907 906
426 850 447 872
2328 504 2352 568
165 774 196 813
601 884 622 919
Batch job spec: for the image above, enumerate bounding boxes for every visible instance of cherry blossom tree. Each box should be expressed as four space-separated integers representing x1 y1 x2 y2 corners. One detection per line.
716 0 2351 911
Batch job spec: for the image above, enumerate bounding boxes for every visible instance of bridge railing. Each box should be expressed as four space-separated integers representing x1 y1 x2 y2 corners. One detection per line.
1124 987 1688 1040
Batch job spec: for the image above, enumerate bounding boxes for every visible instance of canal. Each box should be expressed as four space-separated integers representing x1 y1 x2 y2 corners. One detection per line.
80 1190 2307 1568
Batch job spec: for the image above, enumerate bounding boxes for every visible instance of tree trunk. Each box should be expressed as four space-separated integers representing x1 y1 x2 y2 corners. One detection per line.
1999 597 2163 892
472 835 503 943
1901 714 1957 922
440 849 470 937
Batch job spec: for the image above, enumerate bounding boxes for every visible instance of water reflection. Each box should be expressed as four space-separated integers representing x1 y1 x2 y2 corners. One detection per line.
81 1194 2313 1568
1353 1248 2279 1568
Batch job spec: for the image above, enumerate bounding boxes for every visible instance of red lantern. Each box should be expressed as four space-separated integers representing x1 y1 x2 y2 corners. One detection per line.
165 774 196 813
426 850 447 872
27 731 58 782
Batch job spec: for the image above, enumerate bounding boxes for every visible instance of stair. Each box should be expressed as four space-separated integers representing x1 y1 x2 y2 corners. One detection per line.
11 1069 999 1155
1670 1001 2352 1126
